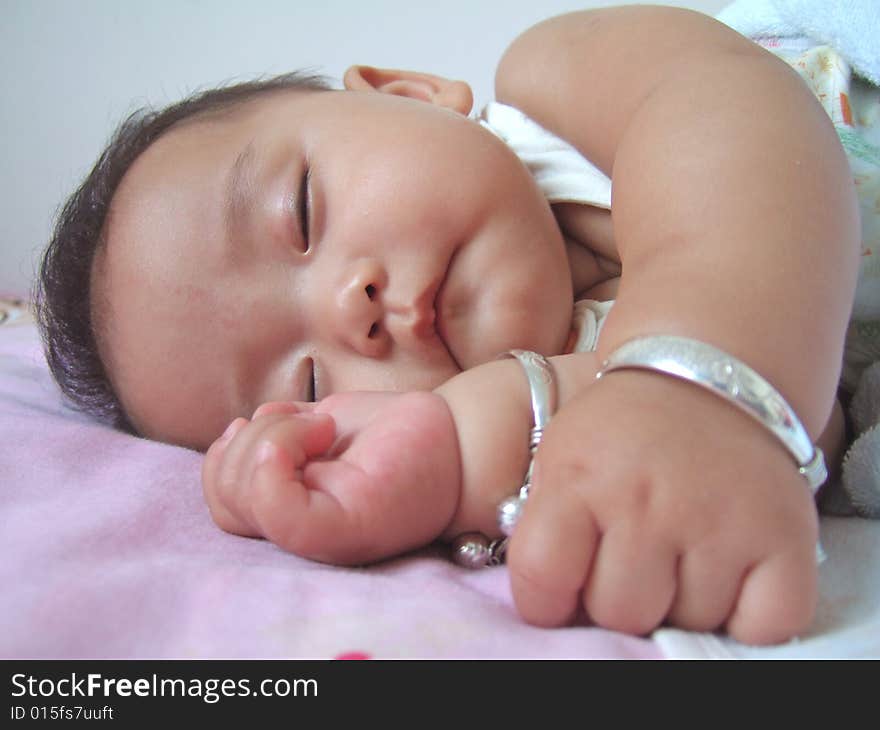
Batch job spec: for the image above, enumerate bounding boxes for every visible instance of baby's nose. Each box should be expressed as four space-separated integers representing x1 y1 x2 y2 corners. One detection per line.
334 259 388 357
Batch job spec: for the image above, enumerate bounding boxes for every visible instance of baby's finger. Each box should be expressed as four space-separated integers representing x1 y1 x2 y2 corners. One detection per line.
216 412 333 531
507 480 599 627
665 541 744 633
582 522 677 635
726 547 817 645
252 401 314 420
248 440 365 564
202 418 255 535
216 412 308 489
203 417 248 487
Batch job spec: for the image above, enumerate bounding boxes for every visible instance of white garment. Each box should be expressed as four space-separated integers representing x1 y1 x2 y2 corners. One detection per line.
479 102 612 209
570 300 614 353
479 102 614 351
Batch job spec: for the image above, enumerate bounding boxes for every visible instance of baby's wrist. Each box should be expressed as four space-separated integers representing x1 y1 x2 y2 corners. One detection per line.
597 336 827 493
435 358 536 540
451 350 559 567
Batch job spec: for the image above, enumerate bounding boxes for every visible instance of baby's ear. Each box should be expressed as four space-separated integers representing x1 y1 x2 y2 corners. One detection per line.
343 65 473 115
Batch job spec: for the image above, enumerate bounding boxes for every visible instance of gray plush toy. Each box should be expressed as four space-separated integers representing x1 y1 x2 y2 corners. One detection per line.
820 361 880 518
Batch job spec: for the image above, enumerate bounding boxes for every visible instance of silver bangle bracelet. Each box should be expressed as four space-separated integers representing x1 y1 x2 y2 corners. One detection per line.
451 350 557 569
596 336 828 492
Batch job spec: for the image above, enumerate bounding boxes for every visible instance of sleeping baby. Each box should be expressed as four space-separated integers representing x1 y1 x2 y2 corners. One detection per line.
36 5 874 645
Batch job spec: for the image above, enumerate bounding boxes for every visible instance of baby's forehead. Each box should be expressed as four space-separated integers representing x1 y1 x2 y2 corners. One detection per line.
178 84 329 133
105 87 325 256
101 86 335 284
99 117 246 302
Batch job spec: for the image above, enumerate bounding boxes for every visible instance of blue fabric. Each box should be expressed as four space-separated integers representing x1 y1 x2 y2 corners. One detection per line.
718 0 880 85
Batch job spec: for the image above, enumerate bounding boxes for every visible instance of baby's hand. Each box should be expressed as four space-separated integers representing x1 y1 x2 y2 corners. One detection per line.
201 391 462 564
507 371 820 645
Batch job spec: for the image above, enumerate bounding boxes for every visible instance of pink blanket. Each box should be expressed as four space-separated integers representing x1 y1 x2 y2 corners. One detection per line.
6 297 878 658
0 309 659 659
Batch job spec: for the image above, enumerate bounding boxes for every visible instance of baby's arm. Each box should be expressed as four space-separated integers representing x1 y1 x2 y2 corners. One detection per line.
198 370 523 565
492 6 860 643
201 352 599 562
496 5 859 429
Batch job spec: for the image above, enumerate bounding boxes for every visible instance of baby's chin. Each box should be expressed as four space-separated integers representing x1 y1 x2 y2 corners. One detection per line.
434 236 572 370
438 309 564 373
435 294 490 371
438 282 570 370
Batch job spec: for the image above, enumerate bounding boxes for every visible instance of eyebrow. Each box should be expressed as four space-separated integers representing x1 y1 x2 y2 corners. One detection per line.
223 141 257 258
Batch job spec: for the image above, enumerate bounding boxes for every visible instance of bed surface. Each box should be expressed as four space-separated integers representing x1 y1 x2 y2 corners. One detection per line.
2 298 877 659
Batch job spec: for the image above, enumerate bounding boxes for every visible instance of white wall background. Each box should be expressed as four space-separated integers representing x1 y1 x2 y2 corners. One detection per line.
0 0 728 296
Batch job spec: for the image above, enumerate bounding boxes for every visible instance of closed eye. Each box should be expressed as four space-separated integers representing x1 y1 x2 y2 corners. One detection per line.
306 357 316 402
298 164 311 252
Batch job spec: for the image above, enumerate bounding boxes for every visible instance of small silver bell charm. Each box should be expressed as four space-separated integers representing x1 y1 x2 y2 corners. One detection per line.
451 532 491 568
497 494 526 537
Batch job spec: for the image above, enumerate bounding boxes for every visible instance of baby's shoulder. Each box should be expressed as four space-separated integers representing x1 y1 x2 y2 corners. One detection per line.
495 6 755 174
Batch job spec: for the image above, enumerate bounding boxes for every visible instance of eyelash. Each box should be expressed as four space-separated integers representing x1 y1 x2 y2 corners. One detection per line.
306 358 317 402
299 165 311 252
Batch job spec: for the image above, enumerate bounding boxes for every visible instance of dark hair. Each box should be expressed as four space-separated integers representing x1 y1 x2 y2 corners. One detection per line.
33 70 331 433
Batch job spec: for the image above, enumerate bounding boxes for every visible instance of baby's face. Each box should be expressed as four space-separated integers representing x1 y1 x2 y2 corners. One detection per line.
96 87 573 449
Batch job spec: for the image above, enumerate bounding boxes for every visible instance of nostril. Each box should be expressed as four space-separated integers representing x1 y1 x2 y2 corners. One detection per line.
365 284 376 300
368 322 380 339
